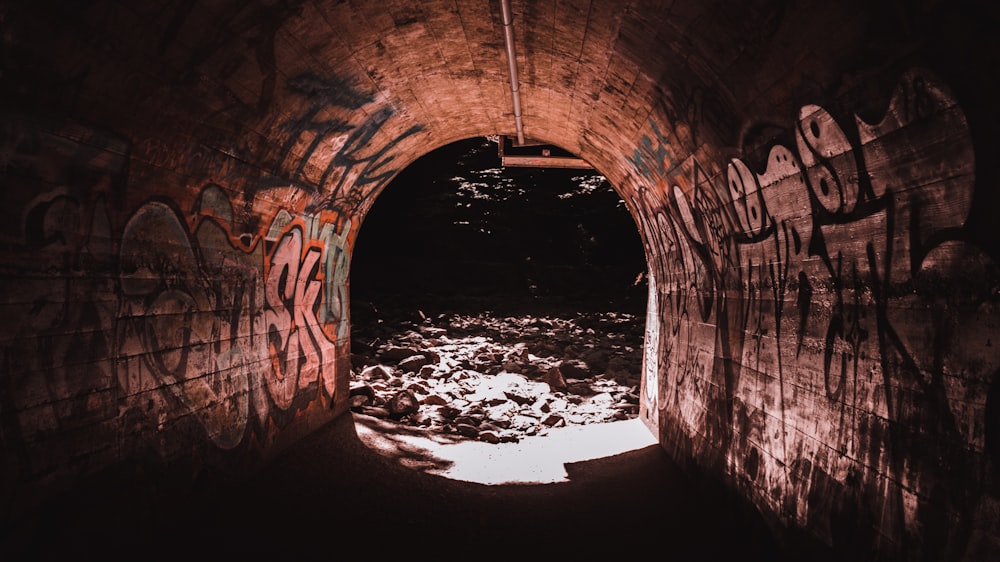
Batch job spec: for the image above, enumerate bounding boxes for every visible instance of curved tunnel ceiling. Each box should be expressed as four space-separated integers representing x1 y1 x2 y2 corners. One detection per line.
5 0 922 225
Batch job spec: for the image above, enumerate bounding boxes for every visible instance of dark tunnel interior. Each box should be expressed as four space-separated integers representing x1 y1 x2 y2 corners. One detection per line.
350 137 649 317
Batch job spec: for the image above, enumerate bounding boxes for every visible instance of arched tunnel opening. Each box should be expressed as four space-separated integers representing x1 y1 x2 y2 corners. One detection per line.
3 1 1000 561
346 136 655 484
350 136 648 313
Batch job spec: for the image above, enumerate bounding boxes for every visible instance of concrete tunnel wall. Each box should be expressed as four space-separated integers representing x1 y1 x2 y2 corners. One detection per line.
2 0 999 559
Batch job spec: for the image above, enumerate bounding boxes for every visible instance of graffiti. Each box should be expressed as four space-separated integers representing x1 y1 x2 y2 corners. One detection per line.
0 114 130 480
272 72 373 185
0 68 421 466
259 73 423 213
314 216 352 341
116 187 351 448
319 107 424 213
261 222 337 410
627 120 678 185
641 271 659 422
634 67 999 556
118 199 257 450
1 112 358 481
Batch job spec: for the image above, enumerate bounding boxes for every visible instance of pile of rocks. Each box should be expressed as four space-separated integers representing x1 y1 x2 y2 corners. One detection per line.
349 308 645 443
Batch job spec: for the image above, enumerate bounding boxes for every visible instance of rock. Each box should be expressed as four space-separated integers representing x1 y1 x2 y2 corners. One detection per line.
348 306 644 440
406 382 429 395
349 384 376 410
589 392 614 405
480 421 504 433
540 414 564 427
548 397 569 411
438 405 462 419
503 391 532 405
456 423 480 438
531 396 550 413
409 411 436 426
387 389 420 418
398 354 431 373
418 326 448 338
520 364 541 378
582 349 609 371
559 359 590 379
360 364 392 381
486 407 514 424
566 382 595 396
614 402 639 414
421 394 449 406
359 405 391 418
544 365 567 390
381 345 421 362
454 414 483 427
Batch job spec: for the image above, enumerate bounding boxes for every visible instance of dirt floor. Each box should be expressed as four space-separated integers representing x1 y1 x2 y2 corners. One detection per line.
2 297 837 561
4 408 843 562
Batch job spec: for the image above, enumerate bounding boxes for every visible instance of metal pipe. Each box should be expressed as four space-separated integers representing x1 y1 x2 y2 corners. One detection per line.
500 0 525 146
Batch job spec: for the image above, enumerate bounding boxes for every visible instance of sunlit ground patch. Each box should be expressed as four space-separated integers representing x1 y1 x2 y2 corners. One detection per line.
353 413 657 485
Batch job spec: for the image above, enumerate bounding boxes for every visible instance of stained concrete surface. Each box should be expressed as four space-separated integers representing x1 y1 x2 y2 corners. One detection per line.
0 183 831 562
3 410 836 562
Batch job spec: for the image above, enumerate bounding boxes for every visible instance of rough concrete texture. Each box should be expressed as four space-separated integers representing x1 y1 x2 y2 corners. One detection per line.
2 1 1000 560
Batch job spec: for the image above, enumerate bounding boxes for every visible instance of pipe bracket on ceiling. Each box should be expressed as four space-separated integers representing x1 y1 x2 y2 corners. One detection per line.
500 0 525 146
496 0 592 170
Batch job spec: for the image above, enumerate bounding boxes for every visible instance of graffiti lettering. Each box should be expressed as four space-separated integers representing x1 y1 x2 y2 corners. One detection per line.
263 226 336 409
633 67 999 554
261 73 424 214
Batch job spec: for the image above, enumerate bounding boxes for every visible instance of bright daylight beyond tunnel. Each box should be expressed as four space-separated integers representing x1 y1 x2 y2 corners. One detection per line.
347 137 654 484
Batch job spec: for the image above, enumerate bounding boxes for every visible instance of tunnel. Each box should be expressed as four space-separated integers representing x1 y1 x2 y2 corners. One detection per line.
2 0 1000 560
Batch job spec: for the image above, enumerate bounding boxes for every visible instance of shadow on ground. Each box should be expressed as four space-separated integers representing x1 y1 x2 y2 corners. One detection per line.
3 411 840 562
